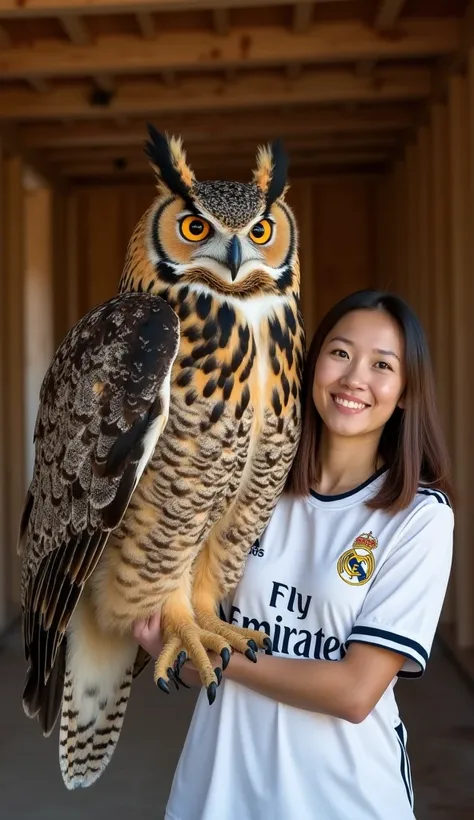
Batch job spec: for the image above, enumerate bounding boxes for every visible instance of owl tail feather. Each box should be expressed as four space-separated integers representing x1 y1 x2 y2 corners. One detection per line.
22 641 66 737
59 599 138 790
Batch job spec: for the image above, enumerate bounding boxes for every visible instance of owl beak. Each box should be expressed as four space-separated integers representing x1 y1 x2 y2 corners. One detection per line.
226 236 242 281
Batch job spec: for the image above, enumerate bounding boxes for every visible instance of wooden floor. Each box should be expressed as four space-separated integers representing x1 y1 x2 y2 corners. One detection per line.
0 628 473 820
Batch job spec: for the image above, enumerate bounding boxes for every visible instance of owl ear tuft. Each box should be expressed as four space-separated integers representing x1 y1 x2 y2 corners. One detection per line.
252 139 289 207
145 125 196 199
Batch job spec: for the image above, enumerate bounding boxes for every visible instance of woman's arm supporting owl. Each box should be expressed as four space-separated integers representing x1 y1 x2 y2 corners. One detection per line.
133 615 403 723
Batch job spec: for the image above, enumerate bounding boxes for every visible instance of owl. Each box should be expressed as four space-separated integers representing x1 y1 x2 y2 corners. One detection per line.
19 127 305 790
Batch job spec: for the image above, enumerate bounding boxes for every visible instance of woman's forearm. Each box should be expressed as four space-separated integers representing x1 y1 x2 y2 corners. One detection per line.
225 651 363 722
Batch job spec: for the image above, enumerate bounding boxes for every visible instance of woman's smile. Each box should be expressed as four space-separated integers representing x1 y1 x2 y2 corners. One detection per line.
331 393 370 414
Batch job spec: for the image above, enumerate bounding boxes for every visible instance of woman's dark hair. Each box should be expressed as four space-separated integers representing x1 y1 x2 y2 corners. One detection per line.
286 289 454 512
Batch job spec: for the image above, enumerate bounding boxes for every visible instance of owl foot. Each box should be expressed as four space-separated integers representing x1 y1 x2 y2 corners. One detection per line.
153 625 231 704
195 610 273 658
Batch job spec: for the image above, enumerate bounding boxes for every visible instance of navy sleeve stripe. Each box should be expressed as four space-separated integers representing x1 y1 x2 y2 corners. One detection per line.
348 626 429 664
417 488 452 508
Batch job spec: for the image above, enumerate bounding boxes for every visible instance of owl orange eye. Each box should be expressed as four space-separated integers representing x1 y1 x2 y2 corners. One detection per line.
249 219 273 245
179 216 210 242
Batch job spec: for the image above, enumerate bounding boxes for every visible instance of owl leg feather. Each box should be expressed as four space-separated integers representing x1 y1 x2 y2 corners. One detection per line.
191 539 272 658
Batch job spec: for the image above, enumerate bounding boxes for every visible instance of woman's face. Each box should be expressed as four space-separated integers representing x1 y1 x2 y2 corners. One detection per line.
313 309 406 442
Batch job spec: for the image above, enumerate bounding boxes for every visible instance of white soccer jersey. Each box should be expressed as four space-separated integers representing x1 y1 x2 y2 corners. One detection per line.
165 469 454 820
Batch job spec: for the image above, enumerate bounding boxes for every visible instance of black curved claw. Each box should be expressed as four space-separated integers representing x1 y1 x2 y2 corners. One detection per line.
247 639 258 652
157 677 170 695
176 650 187 670
207 682 217 705
167 667 180 691
173 671 191 689
263 637 273 655
215 667 223 686
245 648 257 663
221 648 231 671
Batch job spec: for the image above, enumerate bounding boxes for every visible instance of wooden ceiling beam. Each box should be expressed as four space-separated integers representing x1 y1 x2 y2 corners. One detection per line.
20 105 416 149
293 3 313 35
59 14 92 45
375 1 408 31
0 19 459 80
0 24 10 47
0 1 338 18
0 66 432 120
60 151 390 177
44 134 399 163
136 12 155 39
94 74 115 93
26 77 52 93
213 9 230 36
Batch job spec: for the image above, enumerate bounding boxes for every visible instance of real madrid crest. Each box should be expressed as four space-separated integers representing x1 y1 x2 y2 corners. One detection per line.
337 531 378 586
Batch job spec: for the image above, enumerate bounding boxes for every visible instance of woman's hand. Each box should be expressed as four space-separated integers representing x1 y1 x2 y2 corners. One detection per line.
132 611 164 658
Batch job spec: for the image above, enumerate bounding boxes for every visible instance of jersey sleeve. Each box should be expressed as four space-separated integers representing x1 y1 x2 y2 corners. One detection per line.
346 498 454 678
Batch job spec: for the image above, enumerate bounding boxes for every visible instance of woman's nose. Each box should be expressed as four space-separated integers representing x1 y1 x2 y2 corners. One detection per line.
340 362 367 389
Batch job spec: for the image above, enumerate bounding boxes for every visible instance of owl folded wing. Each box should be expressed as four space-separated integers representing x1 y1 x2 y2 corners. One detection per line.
18 291 180 706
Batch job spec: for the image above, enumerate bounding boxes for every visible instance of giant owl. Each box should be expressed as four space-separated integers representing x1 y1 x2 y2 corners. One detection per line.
19 127 305 789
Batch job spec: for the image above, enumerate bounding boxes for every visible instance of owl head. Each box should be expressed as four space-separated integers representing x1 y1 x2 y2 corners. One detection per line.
120 127 299 301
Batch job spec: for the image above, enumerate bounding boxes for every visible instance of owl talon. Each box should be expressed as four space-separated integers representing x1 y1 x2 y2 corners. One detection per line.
167 667 180 690
173 670 191 689
215 667 223 686
176 650 187 670
220 648 231 670
263 637 273 654
157 678 170 695
245 648 257 663
207 682 217 705
247 639 258 652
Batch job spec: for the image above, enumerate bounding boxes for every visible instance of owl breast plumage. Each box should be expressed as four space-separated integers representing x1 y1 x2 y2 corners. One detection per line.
19 127 305 790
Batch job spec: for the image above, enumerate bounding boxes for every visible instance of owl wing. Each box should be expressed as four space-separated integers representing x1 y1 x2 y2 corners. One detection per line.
19 291 180 694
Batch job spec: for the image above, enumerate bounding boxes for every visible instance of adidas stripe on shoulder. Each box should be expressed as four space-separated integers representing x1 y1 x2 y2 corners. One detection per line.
417 487 452 508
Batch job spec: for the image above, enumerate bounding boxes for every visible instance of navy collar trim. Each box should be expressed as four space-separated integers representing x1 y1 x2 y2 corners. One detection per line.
309 465 388 502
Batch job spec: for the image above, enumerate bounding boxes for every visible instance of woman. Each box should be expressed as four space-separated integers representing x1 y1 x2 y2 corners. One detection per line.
134 289 454 820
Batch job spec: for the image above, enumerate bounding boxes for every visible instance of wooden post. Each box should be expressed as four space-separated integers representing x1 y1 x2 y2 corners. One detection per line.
405 143 420 314
0 136 7 630
2 152 25 617
447 72 474 649
416 125 432 344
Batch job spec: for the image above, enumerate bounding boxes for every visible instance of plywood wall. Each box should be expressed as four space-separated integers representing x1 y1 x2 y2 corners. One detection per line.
69 174 378 346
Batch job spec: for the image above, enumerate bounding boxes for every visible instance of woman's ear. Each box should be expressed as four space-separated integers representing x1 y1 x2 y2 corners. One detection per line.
397 392 405 410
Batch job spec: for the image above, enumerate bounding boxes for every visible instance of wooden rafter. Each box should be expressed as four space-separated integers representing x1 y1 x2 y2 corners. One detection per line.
136 12 155 39
0 0 324 17
0 66 432 120
43 133 400 162
375 0 408 31
59 14 91 45
94 74 115 93
26 77 51 93
213 9 230 36
0 19 459 80
293 3 313 35
20 105 416 149
0 23 10 47
60 150 391 178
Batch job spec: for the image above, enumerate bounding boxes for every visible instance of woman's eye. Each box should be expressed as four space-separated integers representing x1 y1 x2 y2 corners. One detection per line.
179 216 211 242
331 349 349 359
374 361 392 371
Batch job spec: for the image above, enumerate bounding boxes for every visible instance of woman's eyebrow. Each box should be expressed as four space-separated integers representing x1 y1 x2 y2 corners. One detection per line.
328 336 353 346
374 348 400 361
329 337 400 362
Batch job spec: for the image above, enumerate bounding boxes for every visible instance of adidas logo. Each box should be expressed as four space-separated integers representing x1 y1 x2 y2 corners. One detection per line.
249 539 264 558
